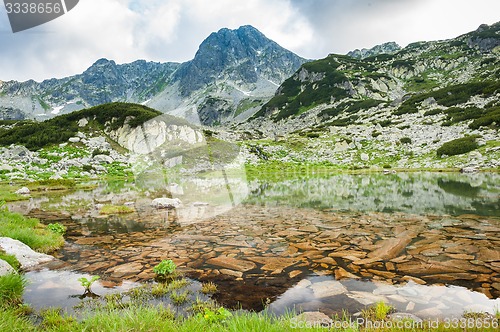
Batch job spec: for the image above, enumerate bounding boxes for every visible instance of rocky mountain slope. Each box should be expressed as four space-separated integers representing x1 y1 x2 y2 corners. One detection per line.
0 60 179 120
234 22 500 170
0 26 306 126
346 42 401 59
0 102 240 182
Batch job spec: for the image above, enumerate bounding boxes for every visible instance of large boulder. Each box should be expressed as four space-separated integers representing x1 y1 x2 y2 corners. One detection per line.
111 119 205 155
0 237 54 269
7 145 32 161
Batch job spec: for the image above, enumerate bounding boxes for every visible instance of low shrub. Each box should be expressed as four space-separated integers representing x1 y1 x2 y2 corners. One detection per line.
400 137 412 144
436 135 480 157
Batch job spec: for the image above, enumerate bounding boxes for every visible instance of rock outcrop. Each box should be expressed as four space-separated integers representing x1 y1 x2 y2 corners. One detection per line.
0 237 54 269
110 118 205 154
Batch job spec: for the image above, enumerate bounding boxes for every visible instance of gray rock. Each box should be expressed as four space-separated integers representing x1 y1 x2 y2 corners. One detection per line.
164 156 183 168
388 313 423 323
0 237 54 269
78 118 89 127
460 167 479 173
68 137 80 143
0 259 16 276
93 154 114 164
15 187 30 195
166 183 183 195
10 145 31 159
310 280 347 299
151 197 182 209
192 202 209 207
294 311 333 327
0 164 13 172
469 151 483 159
422 97 437 107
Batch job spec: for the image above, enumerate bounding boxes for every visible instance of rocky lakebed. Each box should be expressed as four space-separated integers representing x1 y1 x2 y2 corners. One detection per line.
4 172 499 321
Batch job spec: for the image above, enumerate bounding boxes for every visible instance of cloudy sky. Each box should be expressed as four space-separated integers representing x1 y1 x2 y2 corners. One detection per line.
0 0 499 82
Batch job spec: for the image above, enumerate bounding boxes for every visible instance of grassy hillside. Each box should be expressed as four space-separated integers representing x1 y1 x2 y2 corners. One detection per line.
251 22 500 128
0 103 162 150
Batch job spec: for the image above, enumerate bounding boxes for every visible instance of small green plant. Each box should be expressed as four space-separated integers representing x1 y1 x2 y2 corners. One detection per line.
201 282 218 294
103 293 129 310
153 260 176 281
197 307 232 324
151 283 169 297
78 276 100 293
47 223 66 235
400 137 412 144
361 301 393 321
92 149 110 157
190 297 219 314
170 290 189 305
167 278 190 292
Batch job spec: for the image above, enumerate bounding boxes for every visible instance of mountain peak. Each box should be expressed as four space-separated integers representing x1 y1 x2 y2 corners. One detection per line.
92 58 116 66
173 25 305 96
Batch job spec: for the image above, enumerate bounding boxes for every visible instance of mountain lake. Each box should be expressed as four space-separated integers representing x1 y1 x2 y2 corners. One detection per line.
7 171 500 319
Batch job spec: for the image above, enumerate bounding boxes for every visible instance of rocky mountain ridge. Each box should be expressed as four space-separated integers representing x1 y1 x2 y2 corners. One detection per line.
346 42 401 59
232 22 500 170
0 25 306 126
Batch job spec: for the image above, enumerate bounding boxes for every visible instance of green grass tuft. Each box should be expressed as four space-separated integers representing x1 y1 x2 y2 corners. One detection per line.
0 209 64 253
99 204 135 215
201 282 218 294
0 250 20 271
170 290 190 305
0 273 26 305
